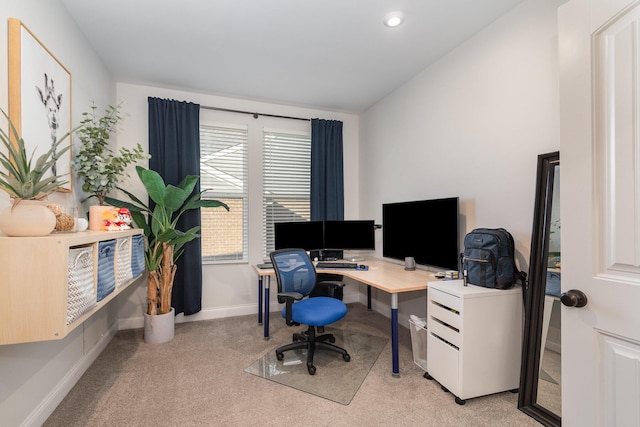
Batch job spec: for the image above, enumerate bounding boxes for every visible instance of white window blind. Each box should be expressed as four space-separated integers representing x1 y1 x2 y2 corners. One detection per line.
263 128 311 257
200 123 248 263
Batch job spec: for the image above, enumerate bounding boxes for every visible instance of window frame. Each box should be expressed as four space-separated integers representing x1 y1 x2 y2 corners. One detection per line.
199 121 249 264
262 127 312 258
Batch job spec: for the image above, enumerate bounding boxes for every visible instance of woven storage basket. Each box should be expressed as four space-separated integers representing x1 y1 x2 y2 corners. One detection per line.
131 234 145 278
116 237 133 288
97 239 116 301
67 246 96 325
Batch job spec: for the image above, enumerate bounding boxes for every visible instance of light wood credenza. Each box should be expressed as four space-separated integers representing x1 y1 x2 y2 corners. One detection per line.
0 229 145 345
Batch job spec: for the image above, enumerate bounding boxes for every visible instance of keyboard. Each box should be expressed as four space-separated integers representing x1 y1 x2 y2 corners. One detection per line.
257 262 273 269
316 261 358 269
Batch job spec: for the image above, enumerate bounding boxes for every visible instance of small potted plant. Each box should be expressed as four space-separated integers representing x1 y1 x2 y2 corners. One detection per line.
0 110 72 236
72 102 147 229
106 166 229 343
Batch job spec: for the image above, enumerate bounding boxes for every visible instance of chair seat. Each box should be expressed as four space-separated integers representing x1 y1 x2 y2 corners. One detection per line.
281 296 347 326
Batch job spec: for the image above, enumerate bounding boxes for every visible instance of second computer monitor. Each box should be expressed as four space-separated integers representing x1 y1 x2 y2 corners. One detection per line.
274 221 324 251
324 220 375 250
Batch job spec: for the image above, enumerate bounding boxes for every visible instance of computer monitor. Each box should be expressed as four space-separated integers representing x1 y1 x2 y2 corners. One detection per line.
382 197 459 270
274 221 324 251
324 220 375 250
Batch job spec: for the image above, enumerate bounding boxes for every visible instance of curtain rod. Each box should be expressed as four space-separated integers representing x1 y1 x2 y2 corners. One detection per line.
200 105 310 122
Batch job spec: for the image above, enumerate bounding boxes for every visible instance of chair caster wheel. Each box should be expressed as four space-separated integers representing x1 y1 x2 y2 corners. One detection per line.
276 351 284 361
423 372 433 380
307 364 316 375
329 336 336 343
343 353 351 362
455 397 466 405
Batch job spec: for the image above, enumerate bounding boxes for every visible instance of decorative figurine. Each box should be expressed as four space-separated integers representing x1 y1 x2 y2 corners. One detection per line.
102 207 132 230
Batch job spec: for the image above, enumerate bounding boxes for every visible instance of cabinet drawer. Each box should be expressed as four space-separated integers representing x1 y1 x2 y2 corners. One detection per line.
429 287 461 311
428 317 461 348
429 289 461 329
427 332 459 393
428 298 461 330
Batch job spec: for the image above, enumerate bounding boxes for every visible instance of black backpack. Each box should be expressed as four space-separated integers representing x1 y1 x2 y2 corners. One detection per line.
462 228 526 289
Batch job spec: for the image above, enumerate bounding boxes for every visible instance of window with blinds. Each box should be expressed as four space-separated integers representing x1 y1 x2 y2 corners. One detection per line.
263 128 311 257
200 123 248 263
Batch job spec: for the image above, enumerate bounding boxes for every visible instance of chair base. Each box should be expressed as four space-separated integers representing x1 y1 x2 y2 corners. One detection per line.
275 326 350 375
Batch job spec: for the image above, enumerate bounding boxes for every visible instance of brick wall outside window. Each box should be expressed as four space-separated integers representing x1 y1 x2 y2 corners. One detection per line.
201 197 243 258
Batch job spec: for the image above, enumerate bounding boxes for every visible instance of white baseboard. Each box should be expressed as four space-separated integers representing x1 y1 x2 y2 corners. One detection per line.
22 321 119 427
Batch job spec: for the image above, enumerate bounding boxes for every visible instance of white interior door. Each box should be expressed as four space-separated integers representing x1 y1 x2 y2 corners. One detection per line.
559 0 640 425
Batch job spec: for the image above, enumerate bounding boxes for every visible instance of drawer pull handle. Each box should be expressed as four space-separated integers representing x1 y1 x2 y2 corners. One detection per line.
430 316 459 333
430 300 460 315
430 331 459 350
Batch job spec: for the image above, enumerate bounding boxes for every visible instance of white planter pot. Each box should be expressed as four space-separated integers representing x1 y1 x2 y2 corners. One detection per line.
144 307 175 344
0 200 56 236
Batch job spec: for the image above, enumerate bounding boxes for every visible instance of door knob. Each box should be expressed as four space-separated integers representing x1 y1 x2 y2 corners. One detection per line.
561 289 588 308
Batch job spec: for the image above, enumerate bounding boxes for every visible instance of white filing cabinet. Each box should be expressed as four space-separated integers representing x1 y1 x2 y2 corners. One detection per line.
426 280 522 404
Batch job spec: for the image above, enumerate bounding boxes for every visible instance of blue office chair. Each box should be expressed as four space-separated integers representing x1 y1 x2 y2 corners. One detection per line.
270 248 351 375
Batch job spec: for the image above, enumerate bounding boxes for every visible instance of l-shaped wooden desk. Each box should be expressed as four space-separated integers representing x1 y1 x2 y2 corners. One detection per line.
253 259 435 376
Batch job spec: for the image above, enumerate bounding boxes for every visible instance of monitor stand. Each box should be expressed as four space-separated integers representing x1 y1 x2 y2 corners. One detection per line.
310 249 344 261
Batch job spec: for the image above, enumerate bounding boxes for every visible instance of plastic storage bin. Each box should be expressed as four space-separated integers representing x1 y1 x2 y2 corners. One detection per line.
409 316 428 371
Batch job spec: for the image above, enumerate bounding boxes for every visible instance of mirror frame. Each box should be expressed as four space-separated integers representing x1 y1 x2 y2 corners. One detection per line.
518 151 560 427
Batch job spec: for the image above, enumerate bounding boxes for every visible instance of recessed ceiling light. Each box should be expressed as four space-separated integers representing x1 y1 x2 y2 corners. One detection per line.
383 11 405 28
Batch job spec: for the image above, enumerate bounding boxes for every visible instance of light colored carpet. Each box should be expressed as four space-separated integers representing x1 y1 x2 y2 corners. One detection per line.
44 303 542 426
245 327 387 404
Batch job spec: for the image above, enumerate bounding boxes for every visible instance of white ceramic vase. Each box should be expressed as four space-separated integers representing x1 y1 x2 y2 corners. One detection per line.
0 200 56 237
143 307 175 344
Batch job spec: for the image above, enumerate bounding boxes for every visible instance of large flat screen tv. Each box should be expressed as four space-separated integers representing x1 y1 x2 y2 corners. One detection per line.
274 221 324 251
324 220 375 250
382 197 459 270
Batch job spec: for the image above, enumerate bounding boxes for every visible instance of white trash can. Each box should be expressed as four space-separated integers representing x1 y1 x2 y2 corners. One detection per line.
409 316 428 371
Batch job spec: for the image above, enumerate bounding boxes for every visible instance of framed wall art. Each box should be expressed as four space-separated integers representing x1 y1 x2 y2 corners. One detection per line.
8 18 73 192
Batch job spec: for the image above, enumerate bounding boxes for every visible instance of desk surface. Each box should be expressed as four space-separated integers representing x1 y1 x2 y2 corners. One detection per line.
254 258 436 293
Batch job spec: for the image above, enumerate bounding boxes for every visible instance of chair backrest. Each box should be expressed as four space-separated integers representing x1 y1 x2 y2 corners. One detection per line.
270 248 317 296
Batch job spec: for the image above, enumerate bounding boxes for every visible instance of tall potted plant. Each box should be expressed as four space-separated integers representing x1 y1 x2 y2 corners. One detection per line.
72 102 147 229
106 166 228 342
0 110 72 236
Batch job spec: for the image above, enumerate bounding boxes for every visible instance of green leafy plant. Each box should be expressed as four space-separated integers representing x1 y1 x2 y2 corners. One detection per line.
0 109 71 202
73 102 148 205
105 166 229 315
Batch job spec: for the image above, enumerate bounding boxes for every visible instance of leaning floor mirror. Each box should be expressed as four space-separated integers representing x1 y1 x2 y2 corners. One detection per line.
518 151 561 426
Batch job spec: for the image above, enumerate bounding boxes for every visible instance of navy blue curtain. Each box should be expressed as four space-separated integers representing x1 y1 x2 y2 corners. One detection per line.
148 97 202 316
310 119 344 221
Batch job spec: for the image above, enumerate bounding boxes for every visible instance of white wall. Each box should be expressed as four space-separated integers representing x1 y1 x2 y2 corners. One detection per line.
0 1 117 426
113 83 362 328
360 0 566 322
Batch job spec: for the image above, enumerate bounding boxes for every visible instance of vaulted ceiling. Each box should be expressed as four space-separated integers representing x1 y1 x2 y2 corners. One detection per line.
60 0 525 113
